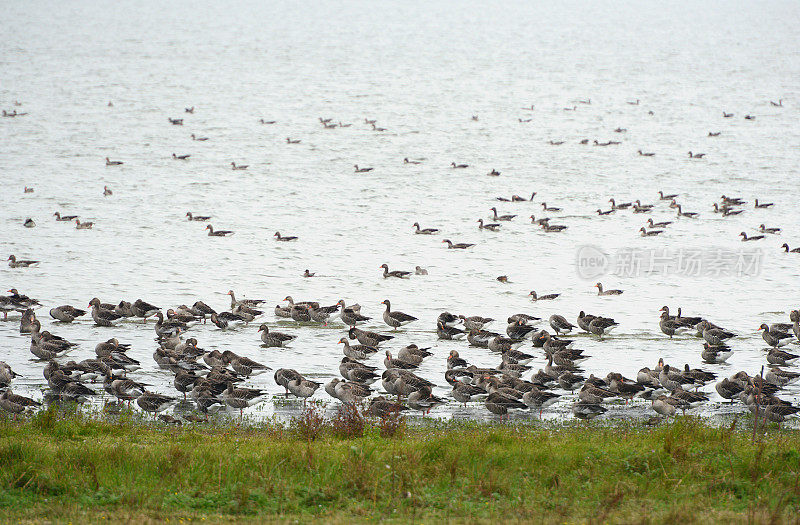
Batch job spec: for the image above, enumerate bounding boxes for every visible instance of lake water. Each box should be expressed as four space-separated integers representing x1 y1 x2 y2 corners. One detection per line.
2 0 800 423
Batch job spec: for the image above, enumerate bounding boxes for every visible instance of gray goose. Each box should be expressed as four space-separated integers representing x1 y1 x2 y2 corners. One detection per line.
224 383 267 415
307 303 340 324
608 198 632 210
758 323 793 347
186 212 211 221
223 351 271 378
490 207 516 221
477 219 501 231
340 358 380 384
698 321 735 346
767 348 800 366
380 264 411 278
437 322 465 340
230 162 248 170
337 300 370 326
89 298 122 326
412 222 439 235
595 282 623 295
658 191 678 200
647 218 673 228
529 291 560 301
338 337 378 360
398 344 432 365
739 232 764 242
381 299 417 329
485 392 527 417
19 309 36 334
442 239 475 249
754 199 773 209
639 227 662 236
447 350 468 369
137 391 176 417
274 369 302 395
781 244 800 253
205 224 233 236
274 231 298 241
367 397 410 418
572 402 607 420
53 211 78 221
131 299 160 320
459 315 494 331
659 311 688 339
287 377 321 405
675 205 698 218
452 381 486 406
348 327 393 346
549 314 575 334
75 219 93 229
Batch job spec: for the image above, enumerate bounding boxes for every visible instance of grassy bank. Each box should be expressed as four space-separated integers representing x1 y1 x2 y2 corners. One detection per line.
1 408 799 523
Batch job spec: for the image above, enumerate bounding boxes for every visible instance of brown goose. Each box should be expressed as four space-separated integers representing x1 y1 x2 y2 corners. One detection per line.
50 305 86 323
541 202 561 212
477 219 501 231
754 199 774 209
381 299 417 329
595 282 623 295
186 212 211 221
782 244 800 253
490 207 516 221
675 205 698 218
338 337 378 360
349 327 393 346
274 231 298 241
230 162 248 170
337 300 370 326
258 324 296 347
53 211 78 221
75 219 93 229
105 157 123 165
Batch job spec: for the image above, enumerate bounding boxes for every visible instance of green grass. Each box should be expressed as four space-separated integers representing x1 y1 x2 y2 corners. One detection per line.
1 406 799 523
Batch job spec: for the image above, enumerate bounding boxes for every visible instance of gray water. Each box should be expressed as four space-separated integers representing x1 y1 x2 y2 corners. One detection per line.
2 0 800 422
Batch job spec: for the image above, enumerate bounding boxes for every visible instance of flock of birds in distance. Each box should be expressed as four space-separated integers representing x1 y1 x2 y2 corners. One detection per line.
3 96 799 426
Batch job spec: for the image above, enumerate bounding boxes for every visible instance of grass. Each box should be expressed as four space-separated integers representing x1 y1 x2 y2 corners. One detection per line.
1 405 800 523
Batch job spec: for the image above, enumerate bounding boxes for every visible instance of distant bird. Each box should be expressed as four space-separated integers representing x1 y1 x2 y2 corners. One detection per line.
168 118 183 125
105 157 123 166
205 225 234 236
595 282 623 295
24 187 34 193
274 232 298 241
8 255 39 268
186 212 211 221
185 106 194 113
191 134 208 141
404 158 422 164
303 269 315 278
781 244 800 254
638 150 655 157
754 199 773 209
354 165 373 173
286 138 301 144
723 112 734 118
739 232 764 242
172 153 190 160
75 219 93 229
688 151 705 159
231 162 248 170
259 119 277 124
708 132 721 137
451 162 468 169
770 99 783 107
529 291 559 301
442 239 475 249
103 186 113 196
487 169 500 176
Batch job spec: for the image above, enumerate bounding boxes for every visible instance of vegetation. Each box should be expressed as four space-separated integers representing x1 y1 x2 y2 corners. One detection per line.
1 405 799 523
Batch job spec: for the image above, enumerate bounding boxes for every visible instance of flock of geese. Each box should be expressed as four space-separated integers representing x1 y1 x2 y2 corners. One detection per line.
1 283 799 424
4 97 798 425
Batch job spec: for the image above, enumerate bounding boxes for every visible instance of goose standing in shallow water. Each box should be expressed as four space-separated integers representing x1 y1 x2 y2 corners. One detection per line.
381 300 417 330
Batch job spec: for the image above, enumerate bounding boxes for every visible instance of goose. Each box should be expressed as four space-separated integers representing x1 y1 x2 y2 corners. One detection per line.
594 140 613 146
541 202 561 212
380 264 411 279
698 321 735 346
754 199 773 208
224 383 268 415
708 131 721 137
513 192 536 202
485 392 527 417
205 225 233 236
191 134 208 141
186 212 211 221
563 106 577 111
477 219 501 231
338 338 378 360
105 157 123 165
437 321 466 340
647 218 672 228
638 150 655 157
224 352 271 378
489 207 516 221
381 299 417 329
230 162 248 170
172 153 190 160
354 165 373 173
572 402 607 420
184 106 194 113
549 140 564 146
782 244 800 253
54 211 78 221
595 282 623 295
739 232 764 242
7 255 39 268
549 315 575 334
442 239 474 249
23 218 36 228
659 311 688 339
403 157 422 164
744 115 755 120
759 224 781 234
541 223 568 232
770 99 783 107
487 169 501 176
49 305 86 323
597 209 614 215
274 231 298 241
75 219 93 229
758 324 794 347
702 343 733 363
767 348 800 366
723 112 733 118
627 99 640 105
103 186 113 196
675 205 698 218
518 118 532 122
608 198 632 210
529 291 560 301
415 266 428 275
371 123 386 131
258 324 296 347
24 187 34 193
412 222 439 235
639 227 663 237
451 162 468 169
259 119 277 124
303 269 315 278
168 118 183 125
688 151 705 159
349 327 393 347
337 300 371 326
286 138 301 144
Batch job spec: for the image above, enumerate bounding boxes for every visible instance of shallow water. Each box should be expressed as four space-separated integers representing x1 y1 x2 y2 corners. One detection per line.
2 0 800 423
